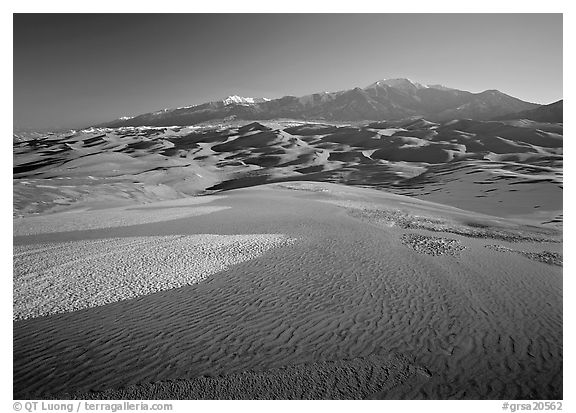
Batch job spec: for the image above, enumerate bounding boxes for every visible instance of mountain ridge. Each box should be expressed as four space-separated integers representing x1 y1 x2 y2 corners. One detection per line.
97 78 543 128
494 99 563 123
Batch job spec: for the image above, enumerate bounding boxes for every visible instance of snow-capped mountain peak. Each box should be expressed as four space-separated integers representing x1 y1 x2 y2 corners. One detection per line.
222 95 270 106
427 84 454 91
366 78 428 91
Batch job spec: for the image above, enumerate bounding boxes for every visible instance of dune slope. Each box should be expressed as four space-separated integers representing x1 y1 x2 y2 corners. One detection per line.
13 182 562 399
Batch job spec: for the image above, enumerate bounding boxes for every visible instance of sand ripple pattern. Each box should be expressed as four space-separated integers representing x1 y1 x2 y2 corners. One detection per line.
14 198 229 236
14 234 295 320
12 186 562 399
57 354 427 400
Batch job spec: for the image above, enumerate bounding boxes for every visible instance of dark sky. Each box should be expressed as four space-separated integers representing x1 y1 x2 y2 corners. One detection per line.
14 13 562 130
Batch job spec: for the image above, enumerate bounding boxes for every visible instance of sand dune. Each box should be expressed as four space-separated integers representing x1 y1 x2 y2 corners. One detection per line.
13 119 562 226
13 116 563 400
13 182 562 399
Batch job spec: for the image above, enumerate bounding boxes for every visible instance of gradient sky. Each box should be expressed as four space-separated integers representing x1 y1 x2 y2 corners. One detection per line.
14 13 563 130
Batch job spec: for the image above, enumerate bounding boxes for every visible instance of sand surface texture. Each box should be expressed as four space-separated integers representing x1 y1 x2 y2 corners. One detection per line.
13 182 562 399
57 353 430 400
14 234 295 320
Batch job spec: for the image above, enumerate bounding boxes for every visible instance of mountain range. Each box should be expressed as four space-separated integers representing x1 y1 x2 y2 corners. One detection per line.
98 78 557 128
14 77 563 226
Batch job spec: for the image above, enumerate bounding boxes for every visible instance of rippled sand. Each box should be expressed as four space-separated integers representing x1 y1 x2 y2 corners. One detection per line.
13 182 562 399
14 234 295 320
57 353 430 400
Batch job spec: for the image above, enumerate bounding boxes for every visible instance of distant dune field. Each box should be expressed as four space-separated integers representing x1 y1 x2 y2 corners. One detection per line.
13 182 562 399
13 119 562 228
